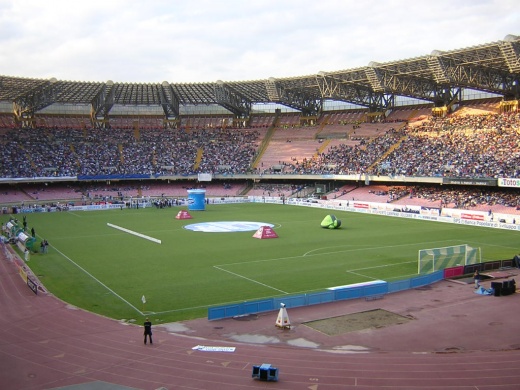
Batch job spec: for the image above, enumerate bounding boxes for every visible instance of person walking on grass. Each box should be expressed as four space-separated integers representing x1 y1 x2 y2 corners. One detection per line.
144 318 153 345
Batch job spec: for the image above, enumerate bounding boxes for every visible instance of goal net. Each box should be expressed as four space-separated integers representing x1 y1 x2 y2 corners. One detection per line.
418 244 481 274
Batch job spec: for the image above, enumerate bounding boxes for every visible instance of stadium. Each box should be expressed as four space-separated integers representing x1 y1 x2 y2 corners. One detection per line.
1 33 520 389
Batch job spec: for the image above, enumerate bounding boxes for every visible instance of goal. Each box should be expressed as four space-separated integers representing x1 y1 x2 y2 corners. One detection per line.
418 244 481 274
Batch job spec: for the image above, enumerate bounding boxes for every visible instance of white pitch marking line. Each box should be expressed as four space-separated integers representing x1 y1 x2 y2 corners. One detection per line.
107 223 161 244
214 266 288 294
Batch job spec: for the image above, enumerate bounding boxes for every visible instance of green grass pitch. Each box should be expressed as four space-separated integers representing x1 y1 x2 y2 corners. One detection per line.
15 203 518 324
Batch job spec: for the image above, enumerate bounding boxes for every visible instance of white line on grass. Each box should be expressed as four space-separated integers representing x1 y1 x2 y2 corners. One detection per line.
213 245 421 294
107 223 161 244
465 240 519 251
345 260 418 280
213 266 289 294
347 270 378 279
215 239 460 268
150 303 215 315
50 245 144 315
302 239 465 257
348 260 416 273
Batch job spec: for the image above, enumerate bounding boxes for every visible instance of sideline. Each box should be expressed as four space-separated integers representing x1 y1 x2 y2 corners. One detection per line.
50 244 144 315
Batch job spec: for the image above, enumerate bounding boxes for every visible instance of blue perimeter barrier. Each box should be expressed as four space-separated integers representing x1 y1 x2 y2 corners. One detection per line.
208 270 444 320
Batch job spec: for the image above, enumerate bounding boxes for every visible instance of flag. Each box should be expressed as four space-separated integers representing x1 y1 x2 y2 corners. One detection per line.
141 295 146 304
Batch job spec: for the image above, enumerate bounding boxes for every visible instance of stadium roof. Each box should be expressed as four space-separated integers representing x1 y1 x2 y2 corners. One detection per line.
1 34 519 121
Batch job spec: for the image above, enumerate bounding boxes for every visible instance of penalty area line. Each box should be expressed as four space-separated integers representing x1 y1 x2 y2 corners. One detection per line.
214 266 288 294
107 223 161 244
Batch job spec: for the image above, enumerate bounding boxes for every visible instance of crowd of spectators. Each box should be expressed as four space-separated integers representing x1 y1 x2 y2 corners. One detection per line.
0 111 519 180
375 112 520 178
249 183 304 197
0 127 260 177
404 185 520 210
261 127 406 175
367 186 410 201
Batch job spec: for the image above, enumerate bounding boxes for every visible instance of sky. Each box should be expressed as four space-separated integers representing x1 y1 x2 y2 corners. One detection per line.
0 0 518 84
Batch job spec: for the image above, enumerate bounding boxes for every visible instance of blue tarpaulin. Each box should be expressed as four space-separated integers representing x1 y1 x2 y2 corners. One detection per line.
474 286 494 295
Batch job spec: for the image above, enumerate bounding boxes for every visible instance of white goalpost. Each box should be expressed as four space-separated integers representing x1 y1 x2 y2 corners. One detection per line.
418 244 481 274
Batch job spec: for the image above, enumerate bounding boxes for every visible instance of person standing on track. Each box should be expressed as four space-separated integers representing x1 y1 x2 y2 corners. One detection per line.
144 318 153 344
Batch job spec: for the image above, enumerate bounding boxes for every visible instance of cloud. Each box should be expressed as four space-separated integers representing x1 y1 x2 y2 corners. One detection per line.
0 0 517 83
